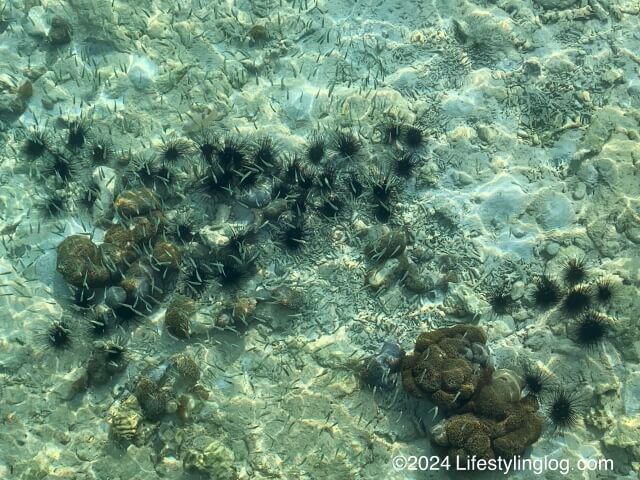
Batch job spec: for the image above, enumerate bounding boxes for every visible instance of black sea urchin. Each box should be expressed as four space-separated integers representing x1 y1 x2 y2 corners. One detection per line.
332 130 361 160
88 135 114 165
488 284 515 316
532 274 562 309
253 136 280 171
521 360 554 398
217 135 250 173
403 125 425 149
192 130 217 165
561 284 592 316
561 256 589 286
394 151 422 178
278 211 307 251
43 151 78 184
305 131 327 164
570 311 612 349
22 127 50 158
39 319 74 352
158 136 193 165
38 189 68 217
594 277 616 304
67 119 89 149
546 387 585 432
379 120 403 145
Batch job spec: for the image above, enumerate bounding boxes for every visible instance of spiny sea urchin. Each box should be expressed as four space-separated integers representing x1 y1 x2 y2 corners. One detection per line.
561 284 592 316
39 318 74 352
594 277 617 304
520 359 554 398
532 274 562 309
570 311 612 349
545 387 585 432
158 136 193 164
305 131 327 164
332 130 361 160
22 127 50 158
403 124 425 149
488 283 516 316
43 151 78 184
561 256 589 286
66 118 90 149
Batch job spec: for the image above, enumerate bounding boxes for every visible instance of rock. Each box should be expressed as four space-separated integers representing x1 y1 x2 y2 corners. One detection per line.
452 170 474 186
363 226 407 262
25 6 49 38
365 258 401 290
572 182 586 200
403 261 435 294
476 124 496 144
533 0 579 9
443 283 490 319
623 372 640 416
92 166 117 222
105 286 127 308
86 339 128 386
0 92 26 116
48 16 72 45
183 438 236 479
53 366 88 400
527 188 575 231
127 55 158 90
545 242 560 257
477 180 527 230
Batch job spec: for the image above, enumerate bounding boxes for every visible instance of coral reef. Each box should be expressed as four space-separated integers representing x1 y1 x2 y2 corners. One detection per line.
56 235 110 288
400 324 490 410
403 326 544 466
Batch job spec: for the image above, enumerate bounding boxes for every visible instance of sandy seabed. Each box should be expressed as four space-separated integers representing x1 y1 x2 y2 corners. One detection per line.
0 0 639 479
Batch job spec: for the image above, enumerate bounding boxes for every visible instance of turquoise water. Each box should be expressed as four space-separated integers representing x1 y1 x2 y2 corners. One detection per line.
0 0 638 479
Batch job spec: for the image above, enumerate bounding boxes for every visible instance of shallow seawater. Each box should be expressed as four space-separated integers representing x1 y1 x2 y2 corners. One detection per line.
0 0 639 479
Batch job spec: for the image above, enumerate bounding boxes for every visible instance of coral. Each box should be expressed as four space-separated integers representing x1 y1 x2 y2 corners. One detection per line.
432 390 543 462
170 352 201 388
152 241 181 271
400 325 489 410
467 369 523 419
114 188 161 218
135 376 170 420
56 235 110 288
165 294 196 338
405 326 544 464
